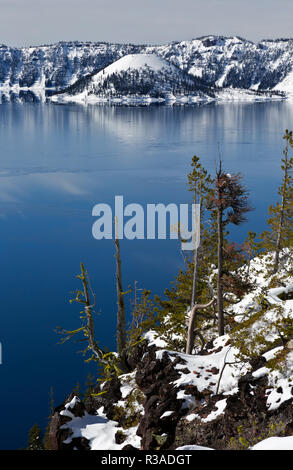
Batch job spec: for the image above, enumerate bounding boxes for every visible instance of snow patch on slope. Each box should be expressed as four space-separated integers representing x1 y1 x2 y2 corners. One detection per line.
251 436 293 450
94 53 176 76
62 407 141 450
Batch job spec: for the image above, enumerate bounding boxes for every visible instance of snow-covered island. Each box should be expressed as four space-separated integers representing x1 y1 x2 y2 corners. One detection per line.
50 53 282 105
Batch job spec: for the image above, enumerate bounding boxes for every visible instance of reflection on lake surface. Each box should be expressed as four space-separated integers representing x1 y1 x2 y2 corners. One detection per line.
0 101 292 448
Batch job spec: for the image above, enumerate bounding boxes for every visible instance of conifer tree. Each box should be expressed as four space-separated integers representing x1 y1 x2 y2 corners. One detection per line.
185 156 217 353
72 382 82 398
84 373 96 400
261 130 293 273
126 288 156 347
115 217 126 356
187 155 213 308
211 162 251 336
43 387 55 450
243 230 259 277
27 424 44 451
155 158 252 350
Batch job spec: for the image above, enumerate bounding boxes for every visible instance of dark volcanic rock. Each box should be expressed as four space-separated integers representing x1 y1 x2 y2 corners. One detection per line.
115 430 127 445
174 370 293 450
48 339 293 451
101 376 122 421
135 346 187 450
122 444 139 451
49 394 90 450
124 339 150 371
250 355 267 372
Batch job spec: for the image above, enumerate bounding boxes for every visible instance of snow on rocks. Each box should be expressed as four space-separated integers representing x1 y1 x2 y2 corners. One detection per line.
53 368 144 450
160 411 175 419
119 371 137 399
144 330 168 349
185 413 197 422
182 399 228 425
176 444 214 450
196 399 227 423
51 250 293 450
61 407 141 450
155 338 248 398
59 396 81 419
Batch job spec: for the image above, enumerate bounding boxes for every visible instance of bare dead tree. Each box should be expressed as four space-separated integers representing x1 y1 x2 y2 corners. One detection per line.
186 298 216 354
56 262 105 363
115 217 126 355
79 263 103 360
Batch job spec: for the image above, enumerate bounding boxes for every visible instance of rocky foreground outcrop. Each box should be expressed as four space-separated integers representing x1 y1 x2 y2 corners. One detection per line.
175 369 293 449
48 335 293 450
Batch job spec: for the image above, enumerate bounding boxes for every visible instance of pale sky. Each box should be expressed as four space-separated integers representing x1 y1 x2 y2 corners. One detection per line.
0 0 292 47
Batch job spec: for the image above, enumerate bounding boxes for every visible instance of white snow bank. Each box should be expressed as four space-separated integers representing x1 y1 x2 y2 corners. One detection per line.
200 399 227 423
160 411 174 418
119 371 137 398
60 396 80 418
61 407 141 450
172 342 247 396
176 444 214 450
185 413 197 422
266 372 293 411
144 330 168 348
251 436 293 450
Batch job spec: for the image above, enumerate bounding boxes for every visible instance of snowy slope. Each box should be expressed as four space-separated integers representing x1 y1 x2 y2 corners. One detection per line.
0 41 141 90
177 436 293 450
251 436 293 450
98 54 171 76
148 248 293 415
147 36 293 93
60 397 141 450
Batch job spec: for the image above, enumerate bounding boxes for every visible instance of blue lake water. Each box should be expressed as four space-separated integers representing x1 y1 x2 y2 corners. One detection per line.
0 101 293 449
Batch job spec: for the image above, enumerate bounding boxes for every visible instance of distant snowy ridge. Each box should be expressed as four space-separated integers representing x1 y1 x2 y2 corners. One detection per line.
0 35 292 103
0 41 141 91
146 36 293 93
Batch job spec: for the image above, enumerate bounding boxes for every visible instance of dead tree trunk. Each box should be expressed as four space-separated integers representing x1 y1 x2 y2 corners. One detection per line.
115 224 126 356
191 244 199 308
191 198 201 308
273 144 289 274
186 298 216 354
80 263 104 362
217 206 224 336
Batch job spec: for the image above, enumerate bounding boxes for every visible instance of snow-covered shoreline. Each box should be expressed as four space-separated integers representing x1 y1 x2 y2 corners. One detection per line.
50 89 284 106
